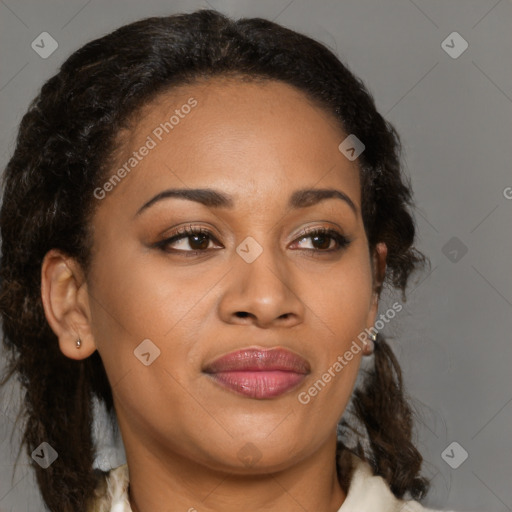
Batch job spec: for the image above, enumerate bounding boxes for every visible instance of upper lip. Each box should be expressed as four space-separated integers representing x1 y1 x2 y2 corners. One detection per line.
203 347 311 374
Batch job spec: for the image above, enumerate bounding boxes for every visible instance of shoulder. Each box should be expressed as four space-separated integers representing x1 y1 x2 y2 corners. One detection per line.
340 451 457 512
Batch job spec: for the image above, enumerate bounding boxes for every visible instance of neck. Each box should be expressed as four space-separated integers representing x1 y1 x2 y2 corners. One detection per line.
125 434 347 512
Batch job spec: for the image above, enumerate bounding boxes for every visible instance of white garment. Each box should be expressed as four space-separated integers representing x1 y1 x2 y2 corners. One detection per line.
89 452 455 512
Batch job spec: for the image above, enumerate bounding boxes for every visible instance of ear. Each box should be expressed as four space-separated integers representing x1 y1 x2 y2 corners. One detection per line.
366 241 388 329
40 249 96 360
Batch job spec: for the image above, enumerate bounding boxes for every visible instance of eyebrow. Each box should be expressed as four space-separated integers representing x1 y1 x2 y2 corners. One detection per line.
135 187 358 217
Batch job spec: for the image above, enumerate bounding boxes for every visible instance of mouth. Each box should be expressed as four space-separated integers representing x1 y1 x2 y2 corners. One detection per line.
202 347 310 399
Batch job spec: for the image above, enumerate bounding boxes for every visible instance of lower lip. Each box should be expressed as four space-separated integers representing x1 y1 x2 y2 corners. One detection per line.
206 371 307 399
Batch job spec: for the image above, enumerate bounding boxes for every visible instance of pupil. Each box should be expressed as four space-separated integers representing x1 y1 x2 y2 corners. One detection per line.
313 235 329 250
191 234 209 250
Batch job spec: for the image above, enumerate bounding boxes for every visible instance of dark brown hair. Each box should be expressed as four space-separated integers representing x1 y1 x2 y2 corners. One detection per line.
0 9 429 511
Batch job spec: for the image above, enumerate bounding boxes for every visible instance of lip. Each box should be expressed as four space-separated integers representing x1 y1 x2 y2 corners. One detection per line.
203 347 310 399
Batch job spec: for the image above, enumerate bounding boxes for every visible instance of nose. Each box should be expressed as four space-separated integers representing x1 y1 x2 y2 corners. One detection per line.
217 242 305 329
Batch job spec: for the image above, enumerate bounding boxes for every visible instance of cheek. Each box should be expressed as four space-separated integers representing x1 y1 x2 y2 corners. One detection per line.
89 242 198 335
297 246 372 394
87 252 208 433
87 243 220 385
307 245 373 342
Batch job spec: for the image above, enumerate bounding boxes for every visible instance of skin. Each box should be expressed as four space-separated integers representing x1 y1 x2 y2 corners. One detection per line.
41 77 387 512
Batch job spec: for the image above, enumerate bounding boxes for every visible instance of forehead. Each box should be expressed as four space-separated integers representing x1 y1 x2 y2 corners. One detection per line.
102 77 361 214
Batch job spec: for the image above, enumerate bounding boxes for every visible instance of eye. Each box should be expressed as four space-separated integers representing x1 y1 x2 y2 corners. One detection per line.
155 225 222 255
291 227 351 253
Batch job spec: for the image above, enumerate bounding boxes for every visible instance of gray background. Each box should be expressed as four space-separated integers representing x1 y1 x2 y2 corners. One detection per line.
1 0 511 511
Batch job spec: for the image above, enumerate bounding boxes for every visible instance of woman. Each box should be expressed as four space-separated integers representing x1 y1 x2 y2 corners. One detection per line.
0 9 455 512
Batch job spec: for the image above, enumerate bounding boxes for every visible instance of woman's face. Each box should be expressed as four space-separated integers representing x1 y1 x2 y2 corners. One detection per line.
48 77 385 474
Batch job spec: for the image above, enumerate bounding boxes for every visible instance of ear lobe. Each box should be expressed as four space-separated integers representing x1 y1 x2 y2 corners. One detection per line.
40 249 96 360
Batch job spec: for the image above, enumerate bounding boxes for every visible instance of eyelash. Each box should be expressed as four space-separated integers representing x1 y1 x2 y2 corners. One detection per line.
155 225 351 257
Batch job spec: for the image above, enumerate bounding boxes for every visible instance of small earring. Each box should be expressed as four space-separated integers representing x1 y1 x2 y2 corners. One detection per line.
363 331 377 355
76 338 82 349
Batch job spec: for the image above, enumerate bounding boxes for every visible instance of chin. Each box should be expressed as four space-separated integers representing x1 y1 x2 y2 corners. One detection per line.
194 433 311 474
